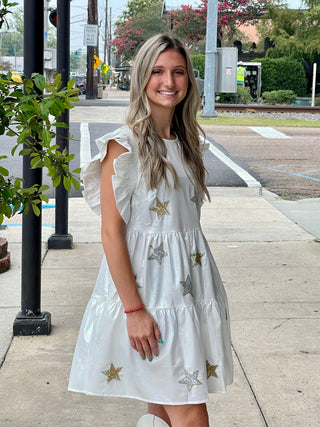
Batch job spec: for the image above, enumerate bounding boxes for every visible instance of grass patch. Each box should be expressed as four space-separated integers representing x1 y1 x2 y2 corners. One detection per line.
197 114 320 127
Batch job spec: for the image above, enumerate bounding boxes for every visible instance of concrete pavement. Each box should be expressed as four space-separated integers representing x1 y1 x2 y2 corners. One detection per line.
0 89 319 426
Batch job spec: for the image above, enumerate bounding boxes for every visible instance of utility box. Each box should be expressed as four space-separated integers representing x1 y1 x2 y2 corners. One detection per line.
216 47 238 93
239 61 262 100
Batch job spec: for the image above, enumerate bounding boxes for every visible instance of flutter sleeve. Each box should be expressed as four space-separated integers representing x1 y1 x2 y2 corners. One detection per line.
81 126 138 224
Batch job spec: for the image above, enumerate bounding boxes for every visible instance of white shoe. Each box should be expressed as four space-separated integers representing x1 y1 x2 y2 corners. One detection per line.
136 414 170 427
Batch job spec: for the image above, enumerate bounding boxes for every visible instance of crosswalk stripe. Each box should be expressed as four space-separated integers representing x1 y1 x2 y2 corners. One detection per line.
249 127 291 139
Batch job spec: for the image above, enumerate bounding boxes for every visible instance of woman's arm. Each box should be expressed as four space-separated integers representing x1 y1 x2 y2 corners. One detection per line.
100 139 161 360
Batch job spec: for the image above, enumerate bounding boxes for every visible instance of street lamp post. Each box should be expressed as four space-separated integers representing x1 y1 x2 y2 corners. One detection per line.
13 0 51 336
201 0 219 118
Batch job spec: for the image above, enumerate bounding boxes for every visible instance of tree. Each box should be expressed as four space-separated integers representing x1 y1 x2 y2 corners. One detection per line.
111 0 270 61
260 2 320 61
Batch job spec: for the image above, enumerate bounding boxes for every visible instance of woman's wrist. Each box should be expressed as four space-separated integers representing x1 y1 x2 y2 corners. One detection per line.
124 304 145 314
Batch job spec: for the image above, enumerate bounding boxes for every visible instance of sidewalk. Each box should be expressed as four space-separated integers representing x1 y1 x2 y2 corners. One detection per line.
0 186 319 426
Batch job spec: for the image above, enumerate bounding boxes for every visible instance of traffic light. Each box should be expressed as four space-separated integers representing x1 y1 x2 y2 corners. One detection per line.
49 9 57 27
74 51 78 58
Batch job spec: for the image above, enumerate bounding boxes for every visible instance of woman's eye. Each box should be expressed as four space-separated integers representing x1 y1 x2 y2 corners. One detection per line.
152 70 162 74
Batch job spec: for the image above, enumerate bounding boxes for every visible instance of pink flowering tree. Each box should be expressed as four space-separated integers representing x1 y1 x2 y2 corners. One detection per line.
111 0 271 61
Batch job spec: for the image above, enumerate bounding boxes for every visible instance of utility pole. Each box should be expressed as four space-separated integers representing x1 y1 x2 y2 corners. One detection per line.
108 7 111 66
104 0 108 65
13 0 51 336
201 0 218 118
48 0 73 249
86 0 98 99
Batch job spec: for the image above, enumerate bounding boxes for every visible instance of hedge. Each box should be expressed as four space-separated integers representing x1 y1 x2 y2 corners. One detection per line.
191 55 205 79
259 57 307 97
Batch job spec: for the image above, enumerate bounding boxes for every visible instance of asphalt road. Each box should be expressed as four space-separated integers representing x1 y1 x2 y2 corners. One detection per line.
1 122 247 199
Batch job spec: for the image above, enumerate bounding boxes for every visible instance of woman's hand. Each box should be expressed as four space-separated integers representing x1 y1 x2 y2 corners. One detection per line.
126 309 162 361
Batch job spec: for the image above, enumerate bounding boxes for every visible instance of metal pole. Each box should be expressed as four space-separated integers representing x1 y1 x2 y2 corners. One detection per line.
48 0 73 249
311 62 317 107
201 0 218 118
86 0 98 99
13 0 51 336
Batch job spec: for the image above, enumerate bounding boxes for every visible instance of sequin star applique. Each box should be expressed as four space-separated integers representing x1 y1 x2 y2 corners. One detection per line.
206 361 218 379
191 193 200 206
178 369 202 392
180 274 193 296
148 242 168 265
191 251 203 266
150 199 170 218
102 363 122 383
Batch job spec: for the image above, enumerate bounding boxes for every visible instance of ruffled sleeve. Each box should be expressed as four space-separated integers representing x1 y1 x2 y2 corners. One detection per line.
199 133 210 155
81 126 138 224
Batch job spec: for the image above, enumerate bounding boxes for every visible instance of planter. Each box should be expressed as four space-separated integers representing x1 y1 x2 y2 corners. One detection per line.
0 237 10 273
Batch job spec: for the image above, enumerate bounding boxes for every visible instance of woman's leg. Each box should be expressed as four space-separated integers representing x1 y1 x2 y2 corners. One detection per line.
147 403 172 426
163 403 209 427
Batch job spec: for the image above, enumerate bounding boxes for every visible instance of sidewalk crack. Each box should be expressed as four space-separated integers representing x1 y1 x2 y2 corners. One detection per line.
232 344 269 426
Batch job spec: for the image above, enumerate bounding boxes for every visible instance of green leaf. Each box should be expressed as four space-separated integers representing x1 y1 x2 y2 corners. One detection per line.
39 185 49 192
0 166 9 176
72 168 81 174
63 175 72 192
40 194 49 203
24 79 34 94
32 204 41 216
67 78 75 90
53 175 61 187
0 214 3 225
42 129 51 147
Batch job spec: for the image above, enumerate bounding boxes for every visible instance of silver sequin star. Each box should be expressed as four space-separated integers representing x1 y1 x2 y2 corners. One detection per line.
180 274 193 296
178 369 202 392
148 242 167 265
191 193 200 206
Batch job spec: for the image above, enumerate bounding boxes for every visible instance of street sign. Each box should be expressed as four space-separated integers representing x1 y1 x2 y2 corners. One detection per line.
94 55 102 70
84 24 98 46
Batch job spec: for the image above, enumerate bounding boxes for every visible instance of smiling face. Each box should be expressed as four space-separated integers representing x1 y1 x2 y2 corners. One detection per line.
145 48 189 117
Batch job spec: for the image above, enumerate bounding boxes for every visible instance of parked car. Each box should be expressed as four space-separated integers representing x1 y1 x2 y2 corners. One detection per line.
74 76 86 94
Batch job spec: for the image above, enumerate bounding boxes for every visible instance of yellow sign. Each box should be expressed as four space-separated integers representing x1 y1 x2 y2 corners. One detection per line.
94 55 102 70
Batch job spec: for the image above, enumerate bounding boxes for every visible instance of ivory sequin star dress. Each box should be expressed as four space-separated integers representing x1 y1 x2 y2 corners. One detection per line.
68 126 233 404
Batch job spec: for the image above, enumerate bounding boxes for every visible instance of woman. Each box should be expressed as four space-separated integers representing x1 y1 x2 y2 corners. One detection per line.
69 33 233 427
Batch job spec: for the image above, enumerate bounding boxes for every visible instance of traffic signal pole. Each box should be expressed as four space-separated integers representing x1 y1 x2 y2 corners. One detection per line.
48 0 73 249
13 0 51 336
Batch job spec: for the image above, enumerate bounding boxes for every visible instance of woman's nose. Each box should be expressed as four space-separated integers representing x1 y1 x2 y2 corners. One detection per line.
164 72 174 87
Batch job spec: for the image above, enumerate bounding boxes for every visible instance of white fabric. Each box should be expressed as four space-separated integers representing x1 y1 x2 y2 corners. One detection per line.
68 126 233 404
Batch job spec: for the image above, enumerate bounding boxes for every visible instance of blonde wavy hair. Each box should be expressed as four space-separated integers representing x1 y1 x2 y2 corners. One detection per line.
126 33 210 201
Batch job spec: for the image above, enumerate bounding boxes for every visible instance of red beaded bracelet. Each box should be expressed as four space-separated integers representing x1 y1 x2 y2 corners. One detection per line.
124 304 145 314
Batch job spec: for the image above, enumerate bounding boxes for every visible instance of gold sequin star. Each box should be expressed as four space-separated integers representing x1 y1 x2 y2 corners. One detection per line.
191 251 203 266
102 363 122 383
206 361 218 379
148 242 168 265
180 274 193 296
150 199 170 218
178 369 202 392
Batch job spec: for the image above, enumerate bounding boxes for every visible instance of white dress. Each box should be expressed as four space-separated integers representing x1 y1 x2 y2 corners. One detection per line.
68 126 233 405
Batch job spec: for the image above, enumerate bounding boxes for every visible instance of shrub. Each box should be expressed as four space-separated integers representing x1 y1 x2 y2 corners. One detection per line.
258 57 307 97
262 90 297 104
191 55 205 79
216 86 253 104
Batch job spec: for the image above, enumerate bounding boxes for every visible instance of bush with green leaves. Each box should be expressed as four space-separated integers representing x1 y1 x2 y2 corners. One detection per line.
262 89 297 105
259 57 307 97
191 55 205 79
0 71 80 224
216 86 253 104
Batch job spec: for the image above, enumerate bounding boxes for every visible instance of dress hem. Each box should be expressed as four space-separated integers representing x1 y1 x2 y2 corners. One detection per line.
67 387 231 405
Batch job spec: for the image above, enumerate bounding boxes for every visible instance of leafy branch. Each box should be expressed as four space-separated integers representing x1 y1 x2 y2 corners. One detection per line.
0 71 81 225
